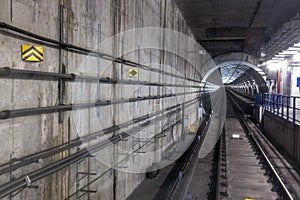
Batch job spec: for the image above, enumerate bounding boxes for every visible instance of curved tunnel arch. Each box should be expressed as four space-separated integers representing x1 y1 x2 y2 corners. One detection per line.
203 60 266 82
202 60 268 94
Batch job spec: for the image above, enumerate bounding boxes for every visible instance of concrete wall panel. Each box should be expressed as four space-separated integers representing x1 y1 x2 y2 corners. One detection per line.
0 0 201 199
263 111 300 165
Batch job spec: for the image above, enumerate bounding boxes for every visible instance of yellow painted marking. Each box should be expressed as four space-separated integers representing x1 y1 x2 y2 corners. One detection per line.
129 68 138 77
189 125 196 133
21 45 44 62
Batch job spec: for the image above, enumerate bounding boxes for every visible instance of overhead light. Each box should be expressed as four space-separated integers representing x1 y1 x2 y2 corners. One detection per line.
274 54 286 57
279 50 298 55
293 42 300 47
267 63 280 70
291 63 300 66
272 57 284 60
293 52 300 62
287 47 300 51
267 60 288 71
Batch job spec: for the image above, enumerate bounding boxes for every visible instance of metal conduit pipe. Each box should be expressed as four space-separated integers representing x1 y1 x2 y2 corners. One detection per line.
0 98 198 176
0 90 201 120
0 67 201 89
0 22 201 84
0 22 202 198
0 103 190 199
68 117 184 199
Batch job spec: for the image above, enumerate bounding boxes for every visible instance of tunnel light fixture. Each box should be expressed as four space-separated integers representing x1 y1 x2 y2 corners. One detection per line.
274 54 286 57
293 42 300 47
273 56 285 59
291 63 300 67
293 53 300 62
279 50 298 55
267 60 288 71
272 57 285 60
287 47 300 51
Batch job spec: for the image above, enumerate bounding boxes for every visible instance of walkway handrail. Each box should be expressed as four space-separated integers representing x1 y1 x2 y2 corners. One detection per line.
259 93 300 124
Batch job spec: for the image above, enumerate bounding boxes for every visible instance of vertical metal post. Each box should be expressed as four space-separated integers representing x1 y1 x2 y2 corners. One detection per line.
87 155 91 200
96 23 101 116
147 51 152 142
75 147 80 200
269 94 271 111
149 51 152 97
287 96 290 120
181 103 185 141
120 35 124 111
112 0 118 199
272 95 275 113
58 1 64 123
9 153 13 200
138 45 141 115
265 94 267 110
164 56 166 112
171 54 174 107
293 97 296 123
281 96 284 118
276 95 280 116
138 46 140 86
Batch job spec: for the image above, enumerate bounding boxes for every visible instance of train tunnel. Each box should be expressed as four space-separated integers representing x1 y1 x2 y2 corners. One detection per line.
0 1 300 200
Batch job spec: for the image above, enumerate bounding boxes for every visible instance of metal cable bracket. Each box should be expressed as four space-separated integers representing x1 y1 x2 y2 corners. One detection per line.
24 176 31 187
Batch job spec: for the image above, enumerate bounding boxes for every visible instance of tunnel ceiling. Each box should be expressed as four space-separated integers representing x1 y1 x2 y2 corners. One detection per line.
174 0 300 57
219 63 250 84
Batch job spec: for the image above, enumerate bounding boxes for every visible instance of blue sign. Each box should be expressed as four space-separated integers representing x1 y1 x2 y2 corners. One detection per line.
297 77 300 87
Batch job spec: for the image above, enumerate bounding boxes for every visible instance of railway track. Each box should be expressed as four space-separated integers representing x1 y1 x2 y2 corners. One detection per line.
165 91 299 200
128 90 300 200
223 92 298 200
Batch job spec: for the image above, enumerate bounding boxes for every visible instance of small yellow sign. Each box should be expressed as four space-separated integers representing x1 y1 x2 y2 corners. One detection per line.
189 125 196 133
245 198 255 200
129 68 138 77
21 45 44 62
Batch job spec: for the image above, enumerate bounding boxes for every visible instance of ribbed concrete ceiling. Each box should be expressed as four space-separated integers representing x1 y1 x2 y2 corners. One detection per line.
219 63 250 84
174 0 300 57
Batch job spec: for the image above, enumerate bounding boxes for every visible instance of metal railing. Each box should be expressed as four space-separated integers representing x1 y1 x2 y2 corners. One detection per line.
262 93 300 124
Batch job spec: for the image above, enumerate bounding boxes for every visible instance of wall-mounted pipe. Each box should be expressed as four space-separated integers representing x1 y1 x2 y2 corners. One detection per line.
0 67 202 89
0 100 198 199
0 91 201 120
0 22 201 84
0 98 199 176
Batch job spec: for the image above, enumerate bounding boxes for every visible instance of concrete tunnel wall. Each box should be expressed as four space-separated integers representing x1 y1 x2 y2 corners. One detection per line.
0 0 203 199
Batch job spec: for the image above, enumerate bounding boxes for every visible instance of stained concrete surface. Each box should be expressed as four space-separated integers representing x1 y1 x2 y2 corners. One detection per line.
0 0 203 199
